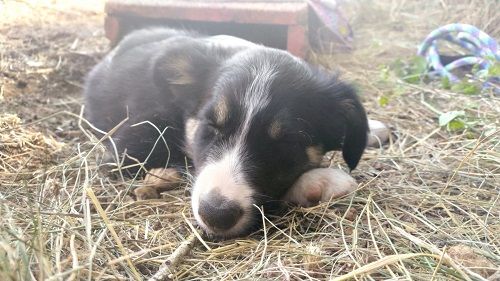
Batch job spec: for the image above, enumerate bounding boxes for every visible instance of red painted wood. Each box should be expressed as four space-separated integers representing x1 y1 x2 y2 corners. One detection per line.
104 0 310 57
105 1 308 25
104 15 120 46
287 24 308 58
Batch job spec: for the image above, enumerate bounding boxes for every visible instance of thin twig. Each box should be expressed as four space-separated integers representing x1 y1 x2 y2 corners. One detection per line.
148 234 198 281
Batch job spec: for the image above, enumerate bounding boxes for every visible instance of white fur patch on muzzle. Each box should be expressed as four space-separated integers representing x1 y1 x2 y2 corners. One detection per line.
191 148 255 237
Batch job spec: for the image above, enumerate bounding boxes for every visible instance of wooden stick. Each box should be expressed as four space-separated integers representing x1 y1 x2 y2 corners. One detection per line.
148 234 198 281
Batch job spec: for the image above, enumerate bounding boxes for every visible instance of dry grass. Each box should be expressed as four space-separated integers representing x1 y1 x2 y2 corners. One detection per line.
1 0 499 280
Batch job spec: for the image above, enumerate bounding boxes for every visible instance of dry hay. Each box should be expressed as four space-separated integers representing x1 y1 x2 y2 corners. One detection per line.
0 113 63 179
0 0 499 280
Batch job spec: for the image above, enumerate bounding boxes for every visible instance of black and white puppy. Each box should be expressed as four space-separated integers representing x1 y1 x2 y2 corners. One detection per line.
84 28 369 238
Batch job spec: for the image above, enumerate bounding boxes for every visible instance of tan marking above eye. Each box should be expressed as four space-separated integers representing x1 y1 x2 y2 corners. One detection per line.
214 98 229 126
184 118 200 156
268 120 282 139
164 57 194 85
306 146 324 165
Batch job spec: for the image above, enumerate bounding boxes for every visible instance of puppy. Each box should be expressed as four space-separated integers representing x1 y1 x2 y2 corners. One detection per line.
84 28 369 238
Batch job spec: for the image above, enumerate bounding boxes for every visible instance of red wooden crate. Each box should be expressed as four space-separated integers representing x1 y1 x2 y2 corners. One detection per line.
105 0 310 57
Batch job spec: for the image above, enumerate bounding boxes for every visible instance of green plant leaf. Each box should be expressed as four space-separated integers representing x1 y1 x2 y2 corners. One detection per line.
389 56 428 84
379 95 389 107
390 59 405 78
439 111 465 127
488 62 500 77
441 76 451 89
402 74 421 84
447 119 465 131
410 56 428 75
451 81 480 95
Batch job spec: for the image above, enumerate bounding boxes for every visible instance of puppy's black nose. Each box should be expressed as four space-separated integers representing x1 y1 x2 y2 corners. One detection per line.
198 190 243 231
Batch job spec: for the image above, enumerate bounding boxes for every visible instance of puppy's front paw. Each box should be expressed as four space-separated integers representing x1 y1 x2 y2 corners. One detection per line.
283 168 357 207
134 186 160 200
134 168 183 200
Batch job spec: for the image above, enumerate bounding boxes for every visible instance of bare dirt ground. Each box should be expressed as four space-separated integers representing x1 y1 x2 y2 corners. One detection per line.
1 0 499 280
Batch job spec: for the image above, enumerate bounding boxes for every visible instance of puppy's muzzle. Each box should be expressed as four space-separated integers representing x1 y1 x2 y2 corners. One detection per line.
198 190 243 231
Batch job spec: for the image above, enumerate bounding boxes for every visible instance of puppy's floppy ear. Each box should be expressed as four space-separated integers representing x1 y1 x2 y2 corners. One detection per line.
338 89 369 170
306 81 368 170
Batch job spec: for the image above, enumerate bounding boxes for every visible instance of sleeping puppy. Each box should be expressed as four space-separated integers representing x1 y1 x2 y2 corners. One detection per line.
84 28 369 238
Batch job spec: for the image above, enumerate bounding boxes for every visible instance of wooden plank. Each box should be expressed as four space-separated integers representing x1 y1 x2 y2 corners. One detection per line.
287 24 308 57
105 1 308 25
104 15 121 46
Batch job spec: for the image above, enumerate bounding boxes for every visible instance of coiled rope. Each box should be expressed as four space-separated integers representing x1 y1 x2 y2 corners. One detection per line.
417 23 499 86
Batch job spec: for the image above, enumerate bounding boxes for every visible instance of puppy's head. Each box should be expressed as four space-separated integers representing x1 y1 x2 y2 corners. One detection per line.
189 50 368 238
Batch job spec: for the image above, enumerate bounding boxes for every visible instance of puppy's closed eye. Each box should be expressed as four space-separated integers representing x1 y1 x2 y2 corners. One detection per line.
205 121 223 136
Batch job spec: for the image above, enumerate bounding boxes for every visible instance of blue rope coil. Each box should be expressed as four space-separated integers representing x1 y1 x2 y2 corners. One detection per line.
417 23 499 87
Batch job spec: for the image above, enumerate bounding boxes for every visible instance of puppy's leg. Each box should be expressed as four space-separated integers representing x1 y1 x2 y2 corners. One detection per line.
283 168 357 207
134 168 183 200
